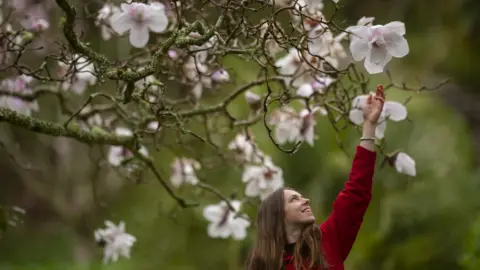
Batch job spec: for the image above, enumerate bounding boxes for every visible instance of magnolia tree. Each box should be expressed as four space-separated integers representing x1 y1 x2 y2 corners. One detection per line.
0 0 445 264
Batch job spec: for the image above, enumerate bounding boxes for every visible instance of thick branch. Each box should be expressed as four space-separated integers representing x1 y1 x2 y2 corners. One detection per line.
0 108 134 147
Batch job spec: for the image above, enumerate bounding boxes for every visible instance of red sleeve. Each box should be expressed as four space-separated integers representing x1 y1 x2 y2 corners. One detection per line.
320 146 376 262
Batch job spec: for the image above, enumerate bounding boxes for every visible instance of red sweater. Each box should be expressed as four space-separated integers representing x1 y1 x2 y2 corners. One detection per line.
283 146 377 270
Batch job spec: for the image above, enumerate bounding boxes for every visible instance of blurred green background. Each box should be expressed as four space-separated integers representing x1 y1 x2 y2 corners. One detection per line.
2 0 480 269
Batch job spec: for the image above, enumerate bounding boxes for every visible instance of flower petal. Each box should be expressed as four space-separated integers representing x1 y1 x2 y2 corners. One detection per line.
384 21 406 36
230 219 249 240
147 12 168 33
245 180 260 197
203 205 224 223
349 37 369 61
351 94 369 108
395 152 416 176
383 31 409 58
384 101 407 121
120 3 130 13
348 25 370 39
129 24 150 48
364 46 392 74
110 13 131 35
348 109 364 125
297 83 314 97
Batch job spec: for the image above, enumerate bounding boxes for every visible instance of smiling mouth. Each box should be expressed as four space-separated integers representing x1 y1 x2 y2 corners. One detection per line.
301 208 311 213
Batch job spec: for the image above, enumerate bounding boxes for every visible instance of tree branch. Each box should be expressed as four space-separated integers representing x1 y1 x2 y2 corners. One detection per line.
0 108 135 147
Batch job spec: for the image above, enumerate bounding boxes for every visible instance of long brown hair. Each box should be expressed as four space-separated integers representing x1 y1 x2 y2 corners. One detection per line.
246 188 327 270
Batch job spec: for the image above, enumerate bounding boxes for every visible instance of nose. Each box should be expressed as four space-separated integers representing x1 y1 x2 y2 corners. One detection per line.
302 198 310 205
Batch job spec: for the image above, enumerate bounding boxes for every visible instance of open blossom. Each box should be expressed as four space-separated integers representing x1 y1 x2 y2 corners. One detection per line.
28 18 49 32
203 200 250 240
0 75 39 115
245 90 262 111
242 156 284 200
57 56 97 94
349 21 409 74
269 106 327 146
95 3 120 40
170 157 201 187
275 48 303 86
348 93 407 139
182 57 212 101
94 220 136 264
269 107 301 144
188 32 218 63
296 75 335 97
298 107 327 146
394 152 416 176
228 133 263 163
308 26 347 69
107 127 148 167
211 69 230 83
110 2 168 48
275 48 323 87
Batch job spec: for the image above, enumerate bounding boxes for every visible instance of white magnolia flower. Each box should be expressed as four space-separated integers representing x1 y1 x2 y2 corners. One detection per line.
188 32 218 63
269 106 326 146
349 21 409 74
242 156 284 200
211 69 230 83
29 18 49 32
348 93 407 139
94 220 136 264
245 90 262 111
57 56 97 94
95 3 121 40
168 49 179 60
170 157 201 187
0 75 39 115
275 48 303 86
108 127 148 166
203 200 250 240
258 21 282 55
110 2 168 48
147 121 160 131
336 16 376 41
269 107 302 145
182 57 212 100
394 152 416 176
228 133 263 163
296 75 335 97
298 107 327 146
308 26 347 69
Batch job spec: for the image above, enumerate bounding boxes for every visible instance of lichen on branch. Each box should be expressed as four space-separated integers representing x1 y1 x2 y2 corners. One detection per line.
0 108 135 147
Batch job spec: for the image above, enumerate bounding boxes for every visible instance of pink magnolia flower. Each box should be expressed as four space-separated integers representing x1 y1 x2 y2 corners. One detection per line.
110 2 168 48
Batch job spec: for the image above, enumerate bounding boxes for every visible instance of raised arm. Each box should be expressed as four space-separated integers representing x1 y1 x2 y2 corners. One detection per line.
320 86 384 262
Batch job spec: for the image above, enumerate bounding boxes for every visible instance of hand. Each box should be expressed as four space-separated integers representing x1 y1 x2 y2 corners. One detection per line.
363 85 385 124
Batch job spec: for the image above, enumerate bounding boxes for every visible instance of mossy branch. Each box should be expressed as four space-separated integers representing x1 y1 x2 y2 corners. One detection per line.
55 0 110 71
0 108 135 147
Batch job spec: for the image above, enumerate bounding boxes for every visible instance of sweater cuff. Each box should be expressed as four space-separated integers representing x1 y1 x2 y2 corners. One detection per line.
356 145 377 161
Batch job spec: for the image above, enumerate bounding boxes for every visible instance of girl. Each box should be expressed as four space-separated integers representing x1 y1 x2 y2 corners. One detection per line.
246 86 385 270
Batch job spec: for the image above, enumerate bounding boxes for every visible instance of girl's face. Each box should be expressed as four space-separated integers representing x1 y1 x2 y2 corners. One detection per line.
283 189 316 226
